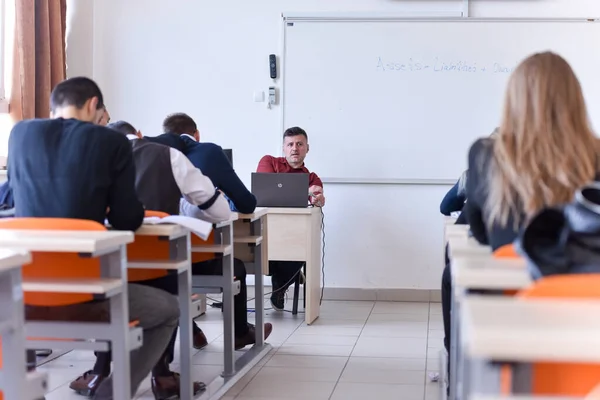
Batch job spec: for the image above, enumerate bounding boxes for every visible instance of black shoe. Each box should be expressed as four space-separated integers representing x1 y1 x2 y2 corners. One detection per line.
270 276 287 311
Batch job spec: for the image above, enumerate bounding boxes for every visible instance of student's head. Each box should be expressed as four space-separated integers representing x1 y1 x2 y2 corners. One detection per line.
487 51 599 227
162 113 199 141
283 127 309 168
107 120 142 138
49 77 106 124
98 107 111 126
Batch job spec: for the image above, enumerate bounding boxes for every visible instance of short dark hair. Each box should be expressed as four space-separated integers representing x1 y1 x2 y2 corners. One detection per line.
107 121 137 136
50 77 104 113
162 113 197 135
283 126 308 141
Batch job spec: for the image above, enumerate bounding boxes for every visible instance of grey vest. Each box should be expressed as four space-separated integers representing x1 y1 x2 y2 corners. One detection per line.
131 139 181 215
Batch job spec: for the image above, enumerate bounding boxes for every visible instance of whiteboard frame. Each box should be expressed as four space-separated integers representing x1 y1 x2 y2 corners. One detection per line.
279 15 600 185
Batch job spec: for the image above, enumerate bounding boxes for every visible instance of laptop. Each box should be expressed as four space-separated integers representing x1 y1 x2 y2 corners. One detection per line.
251 173 309 208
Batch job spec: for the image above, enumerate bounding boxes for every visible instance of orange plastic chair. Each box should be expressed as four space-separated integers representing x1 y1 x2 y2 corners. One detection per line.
0 218 106 306
513 275 600 395
128 210 215 281
493 243 520 259
493 243 521 296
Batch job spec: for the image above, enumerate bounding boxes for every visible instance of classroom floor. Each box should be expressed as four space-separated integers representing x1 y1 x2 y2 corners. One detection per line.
39 300 443 400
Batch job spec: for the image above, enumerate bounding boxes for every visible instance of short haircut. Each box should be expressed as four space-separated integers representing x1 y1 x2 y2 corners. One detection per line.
162 113 197 135
107 121 137 136
283 126 308 141
50 77 104 113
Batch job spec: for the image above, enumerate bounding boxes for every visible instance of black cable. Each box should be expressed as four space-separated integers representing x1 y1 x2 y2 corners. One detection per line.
320 207 325 305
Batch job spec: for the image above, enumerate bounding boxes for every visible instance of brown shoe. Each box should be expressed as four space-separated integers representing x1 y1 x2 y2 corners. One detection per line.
193 328 208 350
151 372 206 400
69 370 106 396
234 323 273 350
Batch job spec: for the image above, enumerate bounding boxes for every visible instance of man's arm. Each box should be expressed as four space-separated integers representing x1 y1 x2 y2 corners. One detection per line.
204 146 256 214
107 136 145 231
169 148 231 222
308 173 325 206
256 155 277 173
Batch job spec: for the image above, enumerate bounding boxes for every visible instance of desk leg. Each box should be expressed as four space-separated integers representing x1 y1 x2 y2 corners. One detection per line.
220 225 236 377
304 211 322 325
1 268 27 400
465 358 501 395
449 286 463 400
172 235 193 400
251 219 264 346
102 247 131 400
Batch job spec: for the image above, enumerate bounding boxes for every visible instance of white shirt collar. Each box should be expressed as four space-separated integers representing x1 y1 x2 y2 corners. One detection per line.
126 134 138 140
181 134 197 142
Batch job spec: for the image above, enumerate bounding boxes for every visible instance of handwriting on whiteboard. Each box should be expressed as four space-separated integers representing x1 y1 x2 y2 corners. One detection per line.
376 57 516 74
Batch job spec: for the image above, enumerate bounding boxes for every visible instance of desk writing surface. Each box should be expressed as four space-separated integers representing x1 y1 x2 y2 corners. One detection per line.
266 207 319 215
215 213 239 228
134 224 188 239
462 296 600 363
448 236 490 257
0 230 134 253
0 249 31 272
452 256 530 290
237 207 268 221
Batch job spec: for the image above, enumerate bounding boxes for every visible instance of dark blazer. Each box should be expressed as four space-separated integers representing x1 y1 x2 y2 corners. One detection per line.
8 118 145 231
149 133 257 214
464 138 525 251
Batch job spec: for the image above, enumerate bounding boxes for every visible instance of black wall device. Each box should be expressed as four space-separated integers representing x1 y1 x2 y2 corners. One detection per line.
269 54 277 79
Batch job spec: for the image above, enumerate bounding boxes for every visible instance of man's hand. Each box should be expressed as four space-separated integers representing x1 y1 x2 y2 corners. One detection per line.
309 185 325 207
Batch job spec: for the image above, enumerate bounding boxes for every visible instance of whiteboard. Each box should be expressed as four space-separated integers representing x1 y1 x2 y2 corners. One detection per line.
281 18 600 182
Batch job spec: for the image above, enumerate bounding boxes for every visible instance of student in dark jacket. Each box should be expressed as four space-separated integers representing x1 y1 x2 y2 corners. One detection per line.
440 171 467 216
8 76 180 400
147 114 272 350
147 113 257 214
442 51 600 361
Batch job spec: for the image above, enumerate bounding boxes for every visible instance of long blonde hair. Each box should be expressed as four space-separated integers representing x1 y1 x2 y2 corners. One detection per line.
487 52 599 228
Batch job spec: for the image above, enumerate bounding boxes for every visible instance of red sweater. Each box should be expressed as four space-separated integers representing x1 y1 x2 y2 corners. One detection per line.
256 155 323 188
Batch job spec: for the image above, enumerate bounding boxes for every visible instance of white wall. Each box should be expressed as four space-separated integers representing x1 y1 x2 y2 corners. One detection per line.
78 0 600 291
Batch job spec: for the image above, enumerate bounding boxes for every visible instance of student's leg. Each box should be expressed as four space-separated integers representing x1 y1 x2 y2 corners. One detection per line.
442 263 452 353
26 284 179 399
269 261 304 311
193 258 272 349
93 284 180 400
134 276 207 399
140 274 208 350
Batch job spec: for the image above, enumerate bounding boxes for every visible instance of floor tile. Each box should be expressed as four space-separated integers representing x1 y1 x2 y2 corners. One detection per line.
237 375 336 399
340 357 426 384
277 343 354 357
266 354 348 369
284 332 359 346
371 302 430 315
352 336 427 358
330 382 424 400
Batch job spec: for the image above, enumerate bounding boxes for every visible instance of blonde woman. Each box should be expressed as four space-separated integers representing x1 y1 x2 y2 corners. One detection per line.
441 51 600 392
465 52 600 250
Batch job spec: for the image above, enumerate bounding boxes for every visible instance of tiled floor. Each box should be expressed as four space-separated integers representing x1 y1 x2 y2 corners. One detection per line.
39 300 443 400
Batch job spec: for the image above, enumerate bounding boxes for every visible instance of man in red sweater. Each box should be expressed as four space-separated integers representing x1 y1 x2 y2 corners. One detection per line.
256 127 325 310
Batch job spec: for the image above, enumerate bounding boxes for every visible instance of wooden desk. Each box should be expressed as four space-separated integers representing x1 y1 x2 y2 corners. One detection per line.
448 251 529 400
266 207 322 324
0 229 134 400
461 296 600 396
448 236 491 258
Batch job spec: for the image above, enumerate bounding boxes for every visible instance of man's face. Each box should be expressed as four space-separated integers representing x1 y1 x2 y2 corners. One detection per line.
283 134 309 167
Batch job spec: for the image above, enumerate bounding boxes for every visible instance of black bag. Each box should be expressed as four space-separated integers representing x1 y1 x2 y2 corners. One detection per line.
517 182 600 280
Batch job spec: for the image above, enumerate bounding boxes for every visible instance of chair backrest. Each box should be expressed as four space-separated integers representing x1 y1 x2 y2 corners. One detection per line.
127 210 171 282
0 218 105 306
517 274 600 395
493 243 520 259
